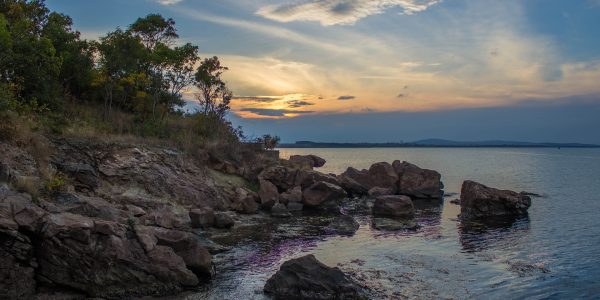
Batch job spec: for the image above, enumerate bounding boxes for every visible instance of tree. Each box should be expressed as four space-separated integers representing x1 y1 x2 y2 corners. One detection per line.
43 12 94 99
194 56 231 119
128 14 177 50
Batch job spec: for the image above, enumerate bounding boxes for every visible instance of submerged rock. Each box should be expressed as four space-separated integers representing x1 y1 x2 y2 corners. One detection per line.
372 217 418 230
329 215 360 235
460 180 531 220
271 203 292 218
372 195 415 218
214 212 235 229
264 254 365 300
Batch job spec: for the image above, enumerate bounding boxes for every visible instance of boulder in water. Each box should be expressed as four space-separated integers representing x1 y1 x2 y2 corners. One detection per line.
264 254 365 299
460 180 531 219
328 215 360 235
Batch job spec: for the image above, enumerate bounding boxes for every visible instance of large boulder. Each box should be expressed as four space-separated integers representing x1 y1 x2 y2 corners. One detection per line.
137 226 213 278
368 162 398 192
288 155 326 170
37 213 200 298
258 179 279 209
339 167 372 196
264 255 365 299
460 180 531 220
372 195 415 218
302 181 347 208
393 161 442 199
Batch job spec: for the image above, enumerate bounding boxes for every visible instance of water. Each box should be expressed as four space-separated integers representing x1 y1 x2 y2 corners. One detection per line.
190 148 600 299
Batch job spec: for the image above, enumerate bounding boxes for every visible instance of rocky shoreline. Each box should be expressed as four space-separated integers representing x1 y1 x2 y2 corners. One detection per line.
0 137 532 299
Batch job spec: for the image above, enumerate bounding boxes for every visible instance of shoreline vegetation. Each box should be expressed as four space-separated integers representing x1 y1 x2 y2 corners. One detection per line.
280 140 600 148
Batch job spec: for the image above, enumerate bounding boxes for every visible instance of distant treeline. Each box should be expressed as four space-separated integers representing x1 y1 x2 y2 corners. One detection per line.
279 141 600 148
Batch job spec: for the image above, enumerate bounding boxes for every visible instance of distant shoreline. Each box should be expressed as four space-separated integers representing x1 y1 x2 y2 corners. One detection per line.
279 141 600 148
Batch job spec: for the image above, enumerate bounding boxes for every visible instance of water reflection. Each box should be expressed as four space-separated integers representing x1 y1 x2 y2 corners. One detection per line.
458 216 531 252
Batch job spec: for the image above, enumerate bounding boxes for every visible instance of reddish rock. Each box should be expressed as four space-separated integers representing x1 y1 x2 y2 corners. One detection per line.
258 179 279 209
302 181 347 207
393 161 443 199
460 180 531 219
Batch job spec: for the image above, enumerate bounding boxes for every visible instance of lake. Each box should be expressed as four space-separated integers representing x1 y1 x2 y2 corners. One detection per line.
192 148 600 299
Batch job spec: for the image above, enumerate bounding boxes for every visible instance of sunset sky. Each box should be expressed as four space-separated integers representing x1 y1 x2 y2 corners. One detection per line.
46 0 600 143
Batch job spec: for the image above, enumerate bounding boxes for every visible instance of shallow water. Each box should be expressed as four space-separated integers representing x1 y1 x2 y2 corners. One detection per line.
190 148 600 299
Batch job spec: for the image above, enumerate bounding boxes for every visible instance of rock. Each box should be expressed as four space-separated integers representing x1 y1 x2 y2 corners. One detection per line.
328 215 360 235
271 203 292 218
0 162 11 183
126 204 146 217
189 208 215 229
214 212 234 229
259 166 297 191
0 230 37 299
286 202 304 212
258 179 279 210
143 207 191 229
368 162 398 192
372 195 415 218
280 186 302 205
232 188 258 214
372 217 418 230
143 226 213 278
37 215 200 298
460 180 531 219
264 254 364 300
393 161 443 199
232 196 258 214
339 167 372 196
288 155 326 170
296 170 340 189
302 181 347 208
368 186 395 197
59 162 99 191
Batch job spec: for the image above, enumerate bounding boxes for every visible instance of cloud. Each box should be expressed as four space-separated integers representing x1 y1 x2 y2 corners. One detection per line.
233 96 282 102
338 95 356 100
256 0 441 26
171 7 351 54
155 0 184 5
240 108 315 117
288 100 315 108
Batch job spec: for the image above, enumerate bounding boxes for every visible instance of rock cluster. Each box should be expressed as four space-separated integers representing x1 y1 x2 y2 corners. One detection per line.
340 161 443 199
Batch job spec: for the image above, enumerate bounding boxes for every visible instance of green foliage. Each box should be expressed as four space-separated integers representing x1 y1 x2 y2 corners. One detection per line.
257 134 281 150
1 2 250 152
44 172 67 194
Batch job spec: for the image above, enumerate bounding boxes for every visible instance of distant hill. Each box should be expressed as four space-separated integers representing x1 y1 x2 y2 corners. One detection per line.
279 139 600 148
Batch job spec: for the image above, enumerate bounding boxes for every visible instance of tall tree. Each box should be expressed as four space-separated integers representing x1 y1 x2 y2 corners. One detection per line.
194 56 231 119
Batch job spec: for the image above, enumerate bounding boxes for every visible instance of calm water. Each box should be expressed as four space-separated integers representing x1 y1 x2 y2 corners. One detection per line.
191 148 600 299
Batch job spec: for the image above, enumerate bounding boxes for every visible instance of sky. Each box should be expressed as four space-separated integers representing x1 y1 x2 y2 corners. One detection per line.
46 0 600 143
